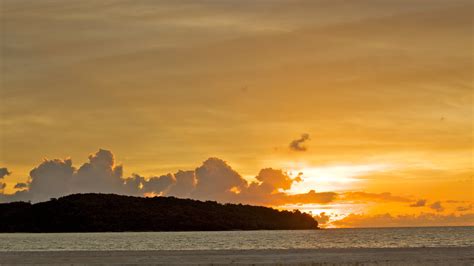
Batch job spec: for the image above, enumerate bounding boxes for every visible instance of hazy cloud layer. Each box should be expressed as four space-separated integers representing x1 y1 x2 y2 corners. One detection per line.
430 201 444 212
331 213 473 228
340 192 411 203
457 204 473 212
0 149 415 207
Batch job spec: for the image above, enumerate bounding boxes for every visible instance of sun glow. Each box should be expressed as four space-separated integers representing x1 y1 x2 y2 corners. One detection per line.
287 164 390 193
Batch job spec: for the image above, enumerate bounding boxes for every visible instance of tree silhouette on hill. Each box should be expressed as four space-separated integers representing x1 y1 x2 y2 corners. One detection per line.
0 193 318 232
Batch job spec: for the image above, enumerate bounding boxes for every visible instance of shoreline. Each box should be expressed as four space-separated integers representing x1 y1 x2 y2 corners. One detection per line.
0 247 472 265
1 225 473 233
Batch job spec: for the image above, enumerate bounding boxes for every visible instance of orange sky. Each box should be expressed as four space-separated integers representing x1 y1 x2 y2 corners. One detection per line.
0 0 472 227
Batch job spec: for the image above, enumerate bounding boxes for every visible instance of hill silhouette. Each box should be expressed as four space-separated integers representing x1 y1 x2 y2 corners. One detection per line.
0 193 318 232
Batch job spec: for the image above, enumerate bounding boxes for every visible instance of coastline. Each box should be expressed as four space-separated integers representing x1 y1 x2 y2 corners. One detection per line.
0 247 472 265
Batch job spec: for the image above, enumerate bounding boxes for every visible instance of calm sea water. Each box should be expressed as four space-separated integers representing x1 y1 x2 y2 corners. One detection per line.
0 227 472 251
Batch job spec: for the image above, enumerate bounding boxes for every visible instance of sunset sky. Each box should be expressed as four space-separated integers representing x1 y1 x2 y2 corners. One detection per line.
1 0 472 227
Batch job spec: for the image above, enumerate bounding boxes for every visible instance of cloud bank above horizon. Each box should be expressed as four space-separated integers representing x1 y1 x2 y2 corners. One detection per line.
1 149 472 227
0 149 348 205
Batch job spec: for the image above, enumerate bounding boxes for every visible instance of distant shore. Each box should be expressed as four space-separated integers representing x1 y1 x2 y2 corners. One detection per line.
1 247 472 265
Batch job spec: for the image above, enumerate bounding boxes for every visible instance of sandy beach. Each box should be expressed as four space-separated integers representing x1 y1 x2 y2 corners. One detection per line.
0 247 472 265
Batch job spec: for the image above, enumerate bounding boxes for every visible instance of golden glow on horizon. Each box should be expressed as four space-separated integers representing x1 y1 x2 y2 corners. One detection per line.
286 163 390 193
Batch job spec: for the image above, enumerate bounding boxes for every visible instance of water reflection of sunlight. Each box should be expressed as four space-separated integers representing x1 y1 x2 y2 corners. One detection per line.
279 203 367 228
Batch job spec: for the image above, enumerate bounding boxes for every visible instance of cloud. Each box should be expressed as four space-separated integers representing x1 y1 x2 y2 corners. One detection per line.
286 190 338 204
1 150 134 202
74 149 124 194
192 157 247 201
234 169 335 206
410 199 427 207
0 149 417 209
0 151 251 203
0 168 10 194
167 170 196 198
0 150 334 205
27 159 75 202
331 213 474 228
14 183 28 189
289 133 310 151
143 174 176 195
255 168 295 192
313 212 331 226
0 168 11 179
457 204 473 212
430 201 444 212
122 174 146 196
341 192 411 203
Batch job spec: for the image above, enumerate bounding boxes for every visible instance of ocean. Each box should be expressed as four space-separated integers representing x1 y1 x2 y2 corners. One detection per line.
0 227 472 251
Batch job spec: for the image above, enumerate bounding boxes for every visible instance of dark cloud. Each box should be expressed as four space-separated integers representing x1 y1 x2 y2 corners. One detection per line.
142 174 176 195
192 157 247 201
430 201 444 212
27 159 75 202
122 174 146 196
14 183 28 189
0 150 133 202
0 168 11 179
410 199 427 207
0 168 10 194
289 134 310 151
167 170 196 198
74 149 124 194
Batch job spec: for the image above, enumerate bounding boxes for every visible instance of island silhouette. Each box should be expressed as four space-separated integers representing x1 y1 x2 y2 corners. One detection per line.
0 193 318 232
